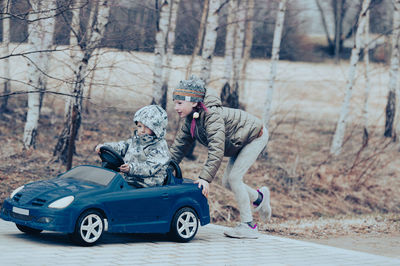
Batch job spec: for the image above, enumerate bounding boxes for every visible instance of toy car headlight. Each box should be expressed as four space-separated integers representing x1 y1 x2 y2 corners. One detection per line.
10 186 24 199
48 196 74 209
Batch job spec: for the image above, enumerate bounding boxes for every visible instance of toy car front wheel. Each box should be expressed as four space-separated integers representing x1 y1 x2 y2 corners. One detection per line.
16 224 43 234
71 210 104 246
170 207 199 242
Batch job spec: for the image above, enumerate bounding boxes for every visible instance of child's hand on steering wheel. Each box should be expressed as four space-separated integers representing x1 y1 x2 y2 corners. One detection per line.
119 164 130 173
95 145 102 154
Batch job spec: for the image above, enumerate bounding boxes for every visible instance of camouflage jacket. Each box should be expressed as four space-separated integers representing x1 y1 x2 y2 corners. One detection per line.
103 105 171 188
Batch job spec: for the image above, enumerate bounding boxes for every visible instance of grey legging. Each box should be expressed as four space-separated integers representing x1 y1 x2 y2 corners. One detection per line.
221 127 268 223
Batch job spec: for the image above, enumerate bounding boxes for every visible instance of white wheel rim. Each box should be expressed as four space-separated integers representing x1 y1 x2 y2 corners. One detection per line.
177 211 198 239
80 214 103 243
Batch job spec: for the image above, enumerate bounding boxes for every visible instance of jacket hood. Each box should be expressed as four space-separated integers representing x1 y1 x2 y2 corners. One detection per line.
133 105 168 139
203 88 222 108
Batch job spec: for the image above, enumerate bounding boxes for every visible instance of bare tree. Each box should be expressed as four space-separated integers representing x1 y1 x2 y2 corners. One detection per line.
362 9 371 146
83 2 102 114
186 0 209 78
229 0 246 109
384 0 400 138
393 2 400 141
54 0 111 168
330 0 371 156
239 0 255 109
315 0 364 59
152 0 172 109
221 0 250 109
1 0 11 115
23 0 56 149
220 0 236 107
161 0 181 108
334 0 344 63
263 0 287 132
200 0 220 84
315 0 334 50
222 0 235 86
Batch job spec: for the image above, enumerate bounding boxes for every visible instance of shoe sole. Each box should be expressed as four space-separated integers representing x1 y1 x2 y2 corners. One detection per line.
223 232 259 239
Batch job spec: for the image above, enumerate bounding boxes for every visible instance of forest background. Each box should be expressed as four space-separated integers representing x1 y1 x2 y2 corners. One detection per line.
0 0 399 258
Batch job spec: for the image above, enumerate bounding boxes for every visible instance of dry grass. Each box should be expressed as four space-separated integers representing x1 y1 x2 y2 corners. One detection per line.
1 95 399 239
263 212 400 239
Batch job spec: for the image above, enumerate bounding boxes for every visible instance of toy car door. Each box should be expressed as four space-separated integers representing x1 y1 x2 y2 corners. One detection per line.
102 186 171 233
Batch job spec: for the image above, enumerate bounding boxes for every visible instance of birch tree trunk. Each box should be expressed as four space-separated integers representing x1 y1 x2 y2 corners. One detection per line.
222 0 235 86
160 0 180 109
186 0 209 78
230 0 246 109
1 0 11 115
83 2 99 114
54 0 111 166
200 0 220 84
63 0 83 120
23 0 56 149
330 0 371 156
362 10 370 146
152 0 172 109
384 0 400 138
85 53 99 114
393 1 400 141
263 0 287 130
221 0 237 107
239 0 255 109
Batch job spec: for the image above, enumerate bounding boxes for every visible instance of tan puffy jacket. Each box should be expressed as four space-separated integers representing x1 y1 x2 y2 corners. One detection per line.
170 89 263 183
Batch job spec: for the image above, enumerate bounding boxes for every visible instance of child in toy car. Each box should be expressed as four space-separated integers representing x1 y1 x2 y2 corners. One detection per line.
96 105 171 188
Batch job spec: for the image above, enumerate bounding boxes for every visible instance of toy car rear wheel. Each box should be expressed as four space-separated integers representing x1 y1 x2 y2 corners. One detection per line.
16 224 43 234
170 207 199 242
71 210 104 246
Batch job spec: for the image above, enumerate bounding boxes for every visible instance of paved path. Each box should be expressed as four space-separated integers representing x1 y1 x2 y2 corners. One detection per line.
0 220 399 266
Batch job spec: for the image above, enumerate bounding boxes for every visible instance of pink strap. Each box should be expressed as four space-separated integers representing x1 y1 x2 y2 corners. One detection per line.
190 103 208 138
199 102 208 112
190 118 196 138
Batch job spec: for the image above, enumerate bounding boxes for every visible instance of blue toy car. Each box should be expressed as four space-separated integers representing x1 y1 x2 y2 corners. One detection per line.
0 147 210 246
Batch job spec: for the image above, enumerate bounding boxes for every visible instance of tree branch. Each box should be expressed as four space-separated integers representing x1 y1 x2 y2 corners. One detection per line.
0 90 89 99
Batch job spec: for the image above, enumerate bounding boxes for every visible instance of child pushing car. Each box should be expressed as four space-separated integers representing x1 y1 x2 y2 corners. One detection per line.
169 75 272 239
95 105 171 188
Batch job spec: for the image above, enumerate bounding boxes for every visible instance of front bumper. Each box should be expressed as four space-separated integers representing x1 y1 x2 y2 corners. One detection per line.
1 199 76 233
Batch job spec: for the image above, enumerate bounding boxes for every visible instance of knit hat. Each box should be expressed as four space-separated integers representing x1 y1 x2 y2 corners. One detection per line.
173 75 206 102
133 105 168 139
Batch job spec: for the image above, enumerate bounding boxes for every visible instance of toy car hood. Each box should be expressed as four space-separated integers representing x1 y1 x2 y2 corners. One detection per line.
13 178 102 205
13 166 116 206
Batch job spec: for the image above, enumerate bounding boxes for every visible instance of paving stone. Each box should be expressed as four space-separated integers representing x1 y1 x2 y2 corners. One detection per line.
0 221 399 265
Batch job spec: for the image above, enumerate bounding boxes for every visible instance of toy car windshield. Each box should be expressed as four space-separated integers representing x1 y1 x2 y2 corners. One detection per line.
60 166 116 186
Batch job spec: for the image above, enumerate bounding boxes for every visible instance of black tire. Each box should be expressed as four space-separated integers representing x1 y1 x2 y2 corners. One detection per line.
16 224 43 234
170 207 199 242
71 209 104 246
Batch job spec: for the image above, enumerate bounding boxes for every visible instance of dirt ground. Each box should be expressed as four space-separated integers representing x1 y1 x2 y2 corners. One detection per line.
308 234 400 259
1 95 399 258
264 214 400 258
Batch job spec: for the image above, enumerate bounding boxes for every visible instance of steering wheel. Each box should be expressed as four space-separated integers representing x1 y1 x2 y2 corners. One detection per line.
169 160 182 179
99 146 125 172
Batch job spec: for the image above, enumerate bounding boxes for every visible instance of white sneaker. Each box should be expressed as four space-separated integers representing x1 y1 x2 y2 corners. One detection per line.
223 223 259 239
254 186 272 222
